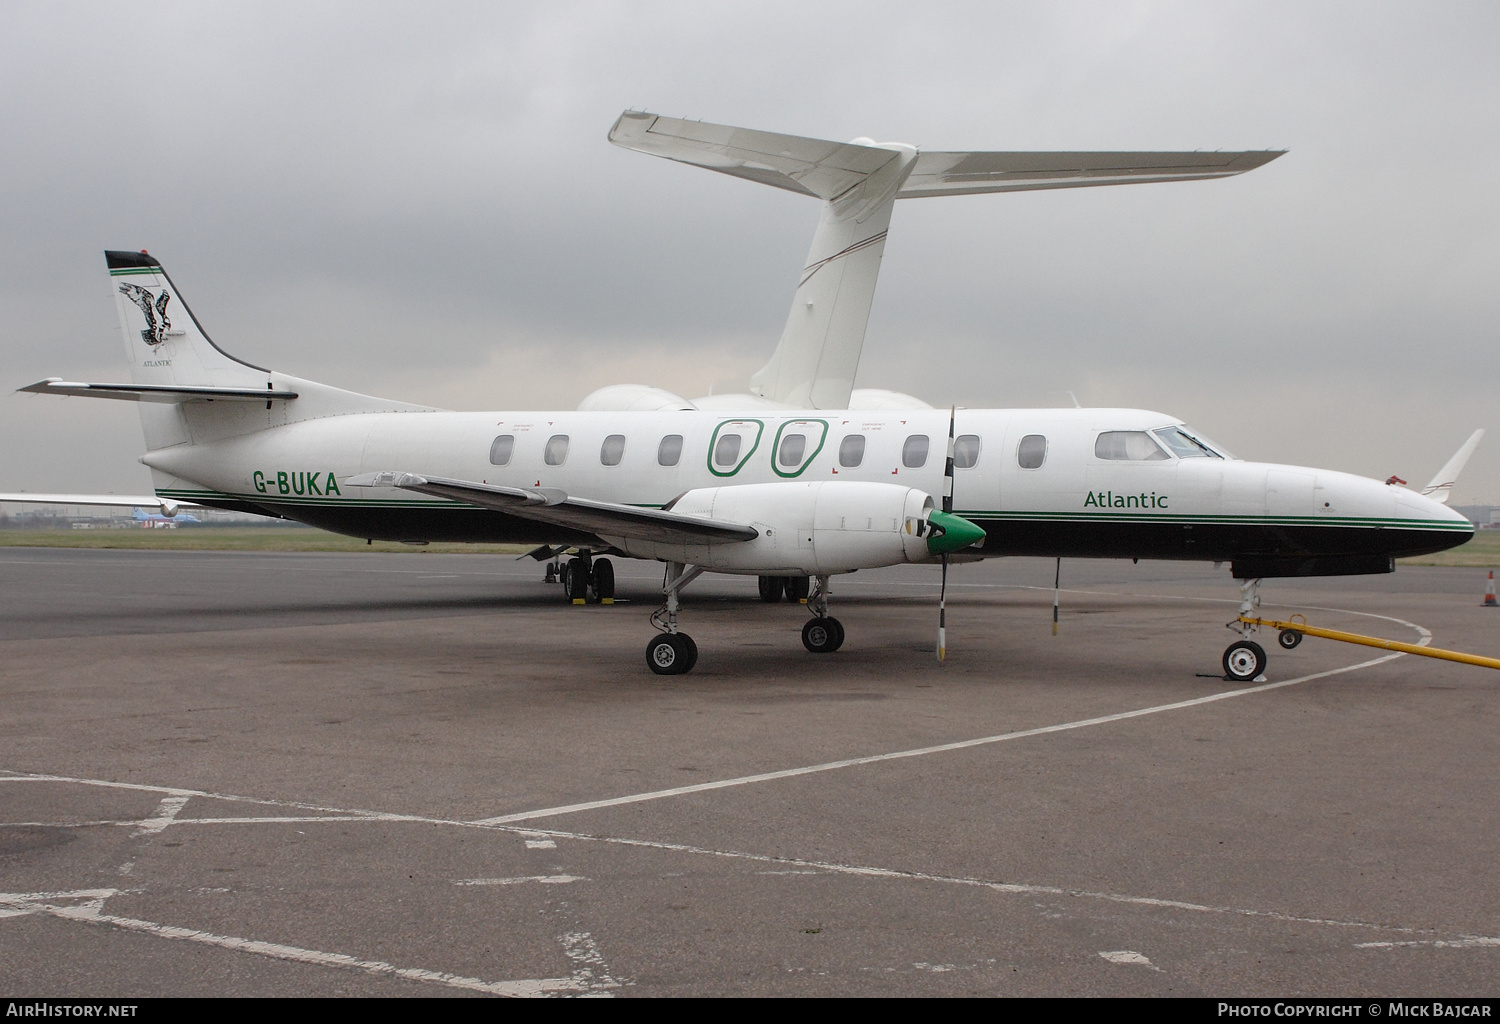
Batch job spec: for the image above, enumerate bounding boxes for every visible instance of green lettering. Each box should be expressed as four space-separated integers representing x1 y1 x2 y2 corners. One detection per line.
1158 495 1168 508
253 470 265 494
1127 495 1139 508
291 472 305 496
324 472 341 496
1113 494 1125 508
277 471 289 495
307 472 322 496
1084 492 1098 507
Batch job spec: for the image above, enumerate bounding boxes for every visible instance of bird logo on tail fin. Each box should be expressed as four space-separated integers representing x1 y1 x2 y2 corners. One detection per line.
118 283 172 346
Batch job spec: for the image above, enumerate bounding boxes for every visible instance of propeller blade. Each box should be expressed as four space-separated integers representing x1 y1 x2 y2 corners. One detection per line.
942 406 956 514
1052 557 1061 636
939 405 956 662
938 553 948 661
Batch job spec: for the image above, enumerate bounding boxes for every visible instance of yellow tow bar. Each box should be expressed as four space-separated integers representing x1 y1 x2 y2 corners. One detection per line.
1239 616 1500 672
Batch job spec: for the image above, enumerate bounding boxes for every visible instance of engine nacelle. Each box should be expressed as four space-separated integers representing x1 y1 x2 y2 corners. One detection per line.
576 384 696 412
601 481 947 574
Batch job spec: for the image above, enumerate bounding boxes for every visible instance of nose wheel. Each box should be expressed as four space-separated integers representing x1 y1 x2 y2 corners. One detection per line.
1222 640 1267 682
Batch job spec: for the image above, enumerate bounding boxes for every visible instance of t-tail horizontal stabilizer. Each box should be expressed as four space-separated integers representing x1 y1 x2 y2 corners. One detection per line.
610 111 1284 409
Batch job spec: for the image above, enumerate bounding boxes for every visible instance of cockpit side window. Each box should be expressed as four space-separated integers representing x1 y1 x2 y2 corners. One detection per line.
1153 426 1222 459
1095 431 1169 461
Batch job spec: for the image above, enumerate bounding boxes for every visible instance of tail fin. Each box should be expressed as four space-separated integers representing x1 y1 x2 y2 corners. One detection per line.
1422 428 1485 504
107 250 269 389
609 111 1283 409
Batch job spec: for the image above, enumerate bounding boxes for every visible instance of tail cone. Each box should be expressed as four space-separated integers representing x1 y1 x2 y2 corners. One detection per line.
1484 571 1497 608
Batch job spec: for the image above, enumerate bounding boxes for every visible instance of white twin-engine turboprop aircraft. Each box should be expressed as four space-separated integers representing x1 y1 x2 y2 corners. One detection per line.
5 112 1480 678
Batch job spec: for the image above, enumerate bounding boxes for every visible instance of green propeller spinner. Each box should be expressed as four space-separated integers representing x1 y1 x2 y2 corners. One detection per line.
925 509 986 555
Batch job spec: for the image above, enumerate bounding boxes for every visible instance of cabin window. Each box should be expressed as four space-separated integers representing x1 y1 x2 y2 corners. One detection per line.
1017 434 1047 469
657 434 683 467
778 433 806 468
902 434 930 469
714 433 743 468
544 434 570 466
488 434 514 467
1095 430 1169 461
839 434 865 468
953 434 981 469
600 434 625 466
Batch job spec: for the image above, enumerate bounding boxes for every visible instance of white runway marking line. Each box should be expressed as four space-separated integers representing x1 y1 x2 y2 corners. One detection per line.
132 794 191 836
562 932 621 993
1099 950 1158 969
1357 938 1500 950
456 875 586 886
472 604 1432 827
3 895 597 997
8 768 1499 952
472 656 1414 827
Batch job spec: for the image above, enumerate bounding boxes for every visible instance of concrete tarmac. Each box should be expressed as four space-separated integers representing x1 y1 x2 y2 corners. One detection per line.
1 547 1497 997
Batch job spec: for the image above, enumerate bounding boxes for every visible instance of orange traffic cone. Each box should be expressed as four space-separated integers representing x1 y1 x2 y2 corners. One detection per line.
1485 571 1497 607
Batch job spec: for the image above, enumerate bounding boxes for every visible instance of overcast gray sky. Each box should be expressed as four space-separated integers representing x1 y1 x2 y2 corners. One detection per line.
3 1 1498 503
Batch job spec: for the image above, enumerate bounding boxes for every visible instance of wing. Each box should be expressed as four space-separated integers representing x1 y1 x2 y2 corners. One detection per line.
18 379 297 403
0 494 202 514
346 473 758 545
898 149 1285 198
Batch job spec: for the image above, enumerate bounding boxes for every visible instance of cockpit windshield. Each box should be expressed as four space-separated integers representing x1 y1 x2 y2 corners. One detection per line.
1153 425 1234 460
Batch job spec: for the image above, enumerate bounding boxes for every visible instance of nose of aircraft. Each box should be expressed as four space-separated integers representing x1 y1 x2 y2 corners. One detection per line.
926 510 987 555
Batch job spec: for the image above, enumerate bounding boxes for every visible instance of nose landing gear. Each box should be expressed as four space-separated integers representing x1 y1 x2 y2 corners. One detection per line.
1222 577 1268 682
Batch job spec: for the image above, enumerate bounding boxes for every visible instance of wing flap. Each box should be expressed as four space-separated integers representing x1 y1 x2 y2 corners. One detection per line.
347 473 758 545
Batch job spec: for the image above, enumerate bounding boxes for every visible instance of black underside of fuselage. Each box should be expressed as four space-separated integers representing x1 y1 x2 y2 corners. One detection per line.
210 500 1470 578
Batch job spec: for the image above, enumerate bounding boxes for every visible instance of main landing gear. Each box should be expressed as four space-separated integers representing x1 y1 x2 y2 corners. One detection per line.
1222 577 1268 682
757 575 811 603
646 568 844 675
646 562 704 675
549 551 616 604
800 575 844 654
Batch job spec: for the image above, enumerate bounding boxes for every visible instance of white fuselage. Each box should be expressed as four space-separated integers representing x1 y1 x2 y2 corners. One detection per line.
140 397 1471 575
